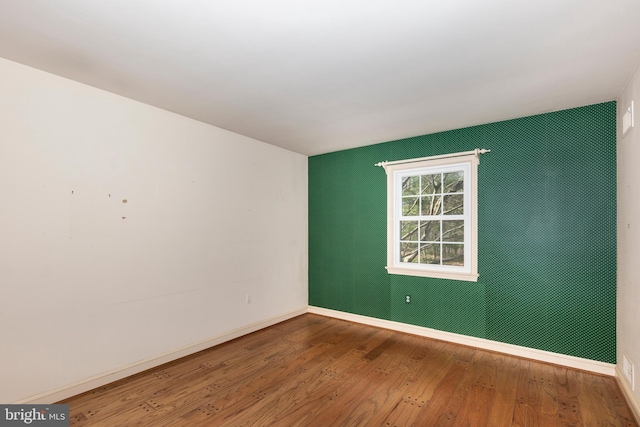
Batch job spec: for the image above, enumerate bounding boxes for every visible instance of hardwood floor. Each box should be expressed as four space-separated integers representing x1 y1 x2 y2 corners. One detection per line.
61 314 638 426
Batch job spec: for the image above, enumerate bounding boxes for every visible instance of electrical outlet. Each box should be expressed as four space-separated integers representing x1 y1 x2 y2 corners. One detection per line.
246 294 252 304
405 295 411 304
623 353 635 391
623 101 634 136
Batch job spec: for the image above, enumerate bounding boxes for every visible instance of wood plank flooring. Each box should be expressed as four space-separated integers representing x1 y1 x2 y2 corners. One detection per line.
60 314 638 427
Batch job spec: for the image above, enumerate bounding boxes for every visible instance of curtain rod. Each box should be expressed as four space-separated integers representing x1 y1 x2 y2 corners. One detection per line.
375 148 491 169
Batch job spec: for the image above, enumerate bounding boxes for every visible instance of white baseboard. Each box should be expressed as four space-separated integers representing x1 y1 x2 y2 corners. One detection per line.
308 306 616 376
16 306 621 405
15 307 307 404
616 365 640 424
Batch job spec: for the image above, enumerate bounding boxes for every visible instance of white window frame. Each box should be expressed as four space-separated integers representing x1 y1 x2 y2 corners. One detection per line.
383 152 479 282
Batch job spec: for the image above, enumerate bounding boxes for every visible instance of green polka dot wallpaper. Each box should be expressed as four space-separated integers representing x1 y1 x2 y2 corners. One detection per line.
308 101 617 363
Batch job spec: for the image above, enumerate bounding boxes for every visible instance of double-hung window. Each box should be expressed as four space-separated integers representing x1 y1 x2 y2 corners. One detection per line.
380 150 485 282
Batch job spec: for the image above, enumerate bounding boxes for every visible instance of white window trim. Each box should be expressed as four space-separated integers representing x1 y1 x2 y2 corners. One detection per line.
380 151 486 282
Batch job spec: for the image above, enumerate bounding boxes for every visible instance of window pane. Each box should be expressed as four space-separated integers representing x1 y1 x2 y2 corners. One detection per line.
443 172 464 193
442 220 464 242
400 221 419 241
402 197 419 216
400 242 419 263
442 244 464 266
421 174 441 194
402 176 420 196
443 194 463 215
421 195 441 216
420 220 440 242
420 243 440 264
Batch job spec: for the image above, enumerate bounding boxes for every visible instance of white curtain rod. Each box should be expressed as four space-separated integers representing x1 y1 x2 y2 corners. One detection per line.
375 148 491 168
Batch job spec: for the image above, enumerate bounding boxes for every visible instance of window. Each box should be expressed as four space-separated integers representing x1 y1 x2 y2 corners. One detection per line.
380 151 484 282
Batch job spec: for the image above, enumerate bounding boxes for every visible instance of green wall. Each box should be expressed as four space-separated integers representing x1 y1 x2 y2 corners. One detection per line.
308 102 617 363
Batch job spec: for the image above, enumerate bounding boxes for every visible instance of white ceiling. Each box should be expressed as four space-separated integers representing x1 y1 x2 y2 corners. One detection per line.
1 0 640 156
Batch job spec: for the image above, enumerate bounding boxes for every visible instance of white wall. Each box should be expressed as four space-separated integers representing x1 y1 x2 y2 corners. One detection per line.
617 61 640 416
0 57 308 403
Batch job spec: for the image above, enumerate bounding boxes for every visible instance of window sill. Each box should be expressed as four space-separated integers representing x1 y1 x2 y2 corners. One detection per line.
386 266 479 282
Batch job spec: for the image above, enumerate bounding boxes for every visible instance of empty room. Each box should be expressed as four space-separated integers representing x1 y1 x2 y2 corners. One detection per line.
1 1 640 426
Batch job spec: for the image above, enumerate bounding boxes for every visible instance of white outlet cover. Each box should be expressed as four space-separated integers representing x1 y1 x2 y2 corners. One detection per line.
623 353 635 391
623 101 634 136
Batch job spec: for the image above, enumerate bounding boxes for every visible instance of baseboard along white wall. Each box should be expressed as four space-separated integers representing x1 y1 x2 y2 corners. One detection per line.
616 365 640 424
15 308 307 404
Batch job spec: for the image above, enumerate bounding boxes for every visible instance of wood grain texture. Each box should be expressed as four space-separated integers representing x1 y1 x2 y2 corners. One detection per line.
60 314 638 427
